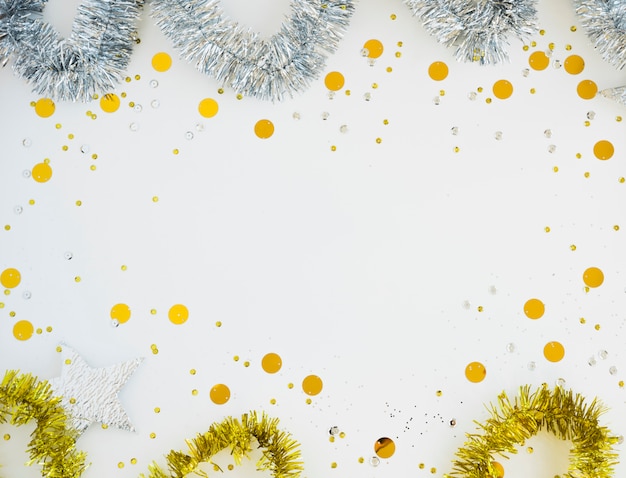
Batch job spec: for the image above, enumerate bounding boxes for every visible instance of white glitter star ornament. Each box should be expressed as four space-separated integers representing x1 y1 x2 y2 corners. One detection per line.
49 344 143 434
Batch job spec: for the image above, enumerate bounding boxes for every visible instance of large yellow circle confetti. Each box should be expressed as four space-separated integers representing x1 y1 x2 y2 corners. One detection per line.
564 55 585 75
261 353 282 374
528 51 549 70
198 98 219 118
13 320 34 341
363 39 384 58
523 298 545 320
0 268 21 288
100 94 120 113
34 98 55 118
152 52 172 72
577 80 597 99
493 80 513 99
465 362 486 383
324 71 345 91
110 303 131 324
254 119 275 139
302 375 323 395
583 267 604 288
32 163 53 183
543 341 565 362
428 61 448 81
168 304 189 324
210 383 231 404
374 437 396 458
492 461 505 477
593 140 614 160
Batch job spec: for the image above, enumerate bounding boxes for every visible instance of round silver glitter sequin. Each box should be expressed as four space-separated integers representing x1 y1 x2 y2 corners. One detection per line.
609 366 618 375
14 206 23 215
64 251 73 260
521 68 530 77
588 356 597 366
363 92 372 101
321 112 329 120
368 58 376 67
556 377 566 387
547 144 556 153
449 418 457 427
339 125 348 134
369 456 380 467
195 123 205 132
450 126 459 135
599 350 608 360
552 60 561 69
185 131 194 140
292 112 301 120
151 99 160 109
150 79 159 88
22 170 32 178
80 144 90 154
22 291 32 300
432 96 441 105
587 111 596 120
328 91 335 100
134 104 143 113
129 122 139 132
506 343 516 353
544 129 552 138
527 361 536 371
360 48 369 57
462 300 471 309
22 138 32 147
494 131 503 140
468 91 477 101
329 426 339 436
111 319 120 328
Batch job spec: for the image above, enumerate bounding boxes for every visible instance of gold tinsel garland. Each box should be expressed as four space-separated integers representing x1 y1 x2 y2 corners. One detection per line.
144 411 303 478
0 370 87 478
446 385 619 478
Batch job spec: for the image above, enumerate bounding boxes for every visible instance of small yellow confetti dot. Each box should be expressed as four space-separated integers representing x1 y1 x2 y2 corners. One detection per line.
358 457 364 463
345 89 351 96
3 434 9 440
9 311 15 317
306 398 312 404
390 13 396 20
530 88 536 94
90 114 97 120
553 166 559 172
620 177 625 183
118 462 125 469
130 458 137 465
330 145 336 151
430 468 437 474
135 74 141 81
454 146 460 153
68 133 74 139
36 328 42 334
386 66 392 72
150 432 156 439
236 94 243 100
69 397 76 404
91 153 98 159
75 200 82 206
486 97 492 104
395 51 401 58
419 463 425 469
331 462 337 469
584 120 591 127
215 321 222 327
152 196 159 202
74 276 81 282
548 42 555 50
29 199 35 205
570 244 577 251
531 41 537 47
233 355 240 361
595 324 601 330
371 83 378 89
150 308 157 315
190 369 196 375
614 225 620 231
545 226 551 233
65 359 72 365
270 398 277 405
584 172 590 178
565 44 572 50
576 153 582 159
580 317 586 324
227 464 234 471
477 305 483 312
244 361 250 367
570 25 577 32
329 436 335 442
339 431 346 438
102 424 109 429
56 346 62 352
523 45 529 51
191 389 198 396
121 92 127 98
288 382 294 389
436 390 442 396
539 29 545 35
154 407 160 413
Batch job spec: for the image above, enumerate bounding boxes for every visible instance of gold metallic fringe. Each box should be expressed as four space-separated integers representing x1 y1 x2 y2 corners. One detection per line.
0 370 88 478
445 384 619 478
143 411 303 478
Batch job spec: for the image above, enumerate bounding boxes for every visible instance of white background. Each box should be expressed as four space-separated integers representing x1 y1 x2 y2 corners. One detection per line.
1 0 625 476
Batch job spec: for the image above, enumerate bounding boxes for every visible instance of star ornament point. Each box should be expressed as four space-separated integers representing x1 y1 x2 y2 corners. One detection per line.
49 345 143 434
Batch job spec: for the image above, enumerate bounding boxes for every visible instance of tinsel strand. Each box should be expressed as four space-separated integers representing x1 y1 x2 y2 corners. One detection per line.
143 411 303 478
404 0 538 64
1 0 142 101
150 0 355 101
445 385 619 478
0 370 87 478
575 0 626 70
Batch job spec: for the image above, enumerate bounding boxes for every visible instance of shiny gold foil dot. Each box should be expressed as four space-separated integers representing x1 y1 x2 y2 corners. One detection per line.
227 464 234 471
580 317 586 324
121 92 127 98
270 398 277 405
553 166 559 172
29 199 35 205
288 382 294 389
614 225 620 231
619 381 624 388
74 276 81 283
125 77 131 83
36 328 43 334
570 25 577 32
236 94 243 100
545 226 551 233
477 305 483 312
372 83 378 89
233 355 240 361
539 29 545 35
152 196 159 202
595 324 601 330
430 468 437 474
548 42 555 50
91 153 98 159
69 397 76 404
345 89 351 96
339 432 346 438
306 398 312 404
135 74 141 80
75 200 82 206
419 463 425 469
531 41 537 47
330 145 337 152
530 88 536 94
620 177 625 183
154 407 160 413
130 458 137 465
584 120 591 127
173 149 179 155
454 146 460 153
150 309 157 315
386 67 393 72
56 346 62 352
55 123 62 129
565 44 572 51
102 424 108 429
331 462 337 469
4 225 9 231
436 390 442 396
576 153 582 159
90 165 97 171
118 462 124 469
192 389 198 396
390 13 396 20
584 172 590 178
9 311 15 317
3 434 9 440
523 45 529 51
62 145 68 151
376 137 382 144
329 436 335 442
570 245 577 251
358 457 364 464
527 447 534 453
395 52 401 58
150 432 156 439
190 369 196 375
486 98 492 103
244 361 250 367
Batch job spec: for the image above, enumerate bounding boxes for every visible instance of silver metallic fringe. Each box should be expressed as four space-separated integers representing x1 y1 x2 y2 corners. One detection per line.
404 0 538 64
575 0 626 70
151 0 355 101
0 0 142 101
599 86 626 106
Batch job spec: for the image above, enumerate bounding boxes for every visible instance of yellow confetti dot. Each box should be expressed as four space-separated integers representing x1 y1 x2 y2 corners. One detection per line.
465 361 486 383
593 140 614 160
528 51 549 70
543 341 565 362
254 119 275 139
130 458 137 465
152 196 159 202
75 200 82 207
270 398 277 405
210 383 230 404
492 462 505 478
570 244 577 251
390 13 396 20
331 462 337 468
34 98 55 118
152 52 172 72
3 434 9 441
100 93 120 113
428 61 448 81
154 407 160 413
545 226 551 233
614 225 620 231
324 71 345 91
571 25 577 32
13 320 34 341
118 462 124 469
374 437 395 458
564 55 584 75
262 352 282 374
110 303 131 324
583 267 604 288
287 382 294 389
493 80 513 99
358 457 365 464
32 162 52 183
198 98 219 118
150 432 156 439
189 369 196 375
524 298 545 319
363 39 384 58
577 80 597 99
1 268 21 288
302 374 323 395
168 304 189 324
191 389 198 396
376 137 382 144
243 361 250 367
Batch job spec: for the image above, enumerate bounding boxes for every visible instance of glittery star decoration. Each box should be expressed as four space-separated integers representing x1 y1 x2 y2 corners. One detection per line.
49 344 143 434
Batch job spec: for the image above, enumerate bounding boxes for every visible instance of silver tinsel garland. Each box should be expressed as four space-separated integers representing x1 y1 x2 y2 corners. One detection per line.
575 0 626 70
404 0 538 64
151 0 355 101
0 0 142 101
